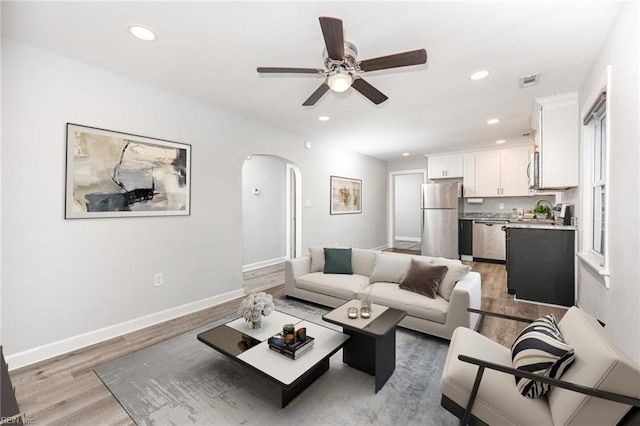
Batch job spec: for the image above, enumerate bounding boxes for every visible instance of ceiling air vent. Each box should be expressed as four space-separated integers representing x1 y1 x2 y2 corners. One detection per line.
519 73 540 88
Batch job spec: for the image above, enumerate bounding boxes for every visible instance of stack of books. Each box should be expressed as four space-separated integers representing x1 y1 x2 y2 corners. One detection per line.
267 333 315 359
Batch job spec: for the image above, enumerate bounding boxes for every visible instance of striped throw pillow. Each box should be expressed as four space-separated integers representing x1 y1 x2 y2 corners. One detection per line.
511 315 575 398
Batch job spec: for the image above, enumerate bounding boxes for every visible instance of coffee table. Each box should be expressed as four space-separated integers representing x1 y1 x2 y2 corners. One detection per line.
197 310 349 408
322 299 407 393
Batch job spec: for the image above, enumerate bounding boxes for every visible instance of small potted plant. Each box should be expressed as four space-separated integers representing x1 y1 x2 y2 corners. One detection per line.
533 205 551 219
283 323 295 335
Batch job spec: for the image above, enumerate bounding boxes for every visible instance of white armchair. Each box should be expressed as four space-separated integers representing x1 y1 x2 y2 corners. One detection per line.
440 307 640 425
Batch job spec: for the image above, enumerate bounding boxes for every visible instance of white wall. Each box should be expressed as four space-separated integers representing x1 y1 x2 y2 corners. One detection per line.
0 38 388 367
393 173 422 240
576 2 640 364
242 155 286 268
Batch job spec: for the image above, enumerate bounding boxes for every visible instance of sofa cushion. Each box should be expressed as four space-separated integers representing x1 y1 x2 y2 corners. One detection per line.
323 248 353 274
296 272 369 300
351 248 377 277
399 259 449 298
440 327 554 425
369 252 411 284
309 246 326 272
368 282 448 324
431 258 472 301
548 307 640 425
511 315 575 398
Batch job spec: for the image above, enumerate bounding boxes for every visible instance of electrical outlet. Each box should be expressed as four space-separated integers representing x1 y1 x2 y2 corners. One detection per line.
154 273 163 287
499 203 504 209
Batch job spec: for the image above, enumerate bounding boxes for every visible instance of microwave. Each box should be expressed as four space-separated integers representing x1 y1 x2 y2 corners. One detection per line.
528 152 540 189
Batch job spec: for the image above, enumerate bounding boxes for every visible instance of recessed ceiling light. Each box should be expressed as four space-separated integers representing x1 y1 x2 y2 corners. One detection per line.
128 25 157 42
487 118 500 125
318 116 330 122
470 70 490 80
495 139 506 144
402 152 410 157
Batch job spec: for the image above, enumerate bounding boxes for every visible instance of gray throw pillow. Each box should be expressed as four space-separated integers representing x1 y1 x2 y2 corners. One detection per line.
399 259 448 298
323 248 353 274
432 259 471 301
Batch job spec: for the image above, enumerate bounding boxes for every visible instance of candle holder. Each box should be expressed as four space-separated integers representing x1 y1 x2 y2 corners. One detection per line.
360 306 372 319
347 307 358 319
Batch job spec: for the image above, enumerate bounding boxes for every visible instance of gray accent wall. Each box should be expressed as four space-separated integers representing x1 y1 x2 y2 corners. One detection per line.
1 38 387 366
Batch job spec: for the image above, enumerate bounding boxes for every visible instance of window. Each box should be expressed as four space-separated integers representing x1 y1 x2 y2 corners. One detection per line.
580 79 610 287
590 100 606 255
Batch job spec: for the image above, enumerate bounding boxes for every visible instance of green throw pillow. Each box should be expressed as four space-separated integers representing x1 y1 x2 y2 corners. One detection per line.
323 248 353 274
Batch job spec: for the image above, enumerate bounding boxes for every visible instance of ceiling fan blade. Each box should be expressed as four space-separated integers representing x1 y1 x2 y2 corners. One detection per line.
351 77 388 105
358 49 427 72
257 67 325 74
319 17 344 60
302 82 330 106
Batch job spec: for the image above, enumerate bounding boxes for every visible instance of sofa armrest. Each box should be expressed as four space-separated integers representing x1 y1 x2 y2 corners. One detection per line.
447 271 482 331
284 256 311 295
456 354 640 426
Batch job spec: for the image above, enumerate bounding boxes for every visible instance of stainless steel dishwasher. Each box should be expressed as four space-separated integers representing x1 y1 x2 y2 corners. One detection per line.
472 220 508 261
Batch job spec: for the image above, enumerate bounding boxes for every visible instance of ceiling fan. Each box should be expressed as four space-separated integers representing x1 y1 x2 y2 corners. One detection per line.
257 17 427 106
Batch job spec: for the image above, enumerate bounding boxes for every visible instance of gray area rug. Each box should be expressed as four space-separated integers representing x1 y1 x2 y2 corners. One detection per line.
95 298 457 425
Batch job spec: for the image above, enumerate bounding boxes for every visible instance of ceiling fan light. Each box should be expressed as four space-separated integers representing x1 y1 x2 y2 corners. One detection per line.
327 72 353 92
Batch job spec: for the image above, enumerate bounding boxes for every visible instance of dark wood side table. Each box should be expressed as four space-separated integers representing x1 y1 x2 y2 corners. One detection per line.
322 299 407 393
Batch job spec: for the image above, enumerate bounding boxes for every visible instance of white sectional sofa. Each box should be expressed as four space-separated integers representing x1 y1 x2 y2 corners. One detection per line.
284 248 481 340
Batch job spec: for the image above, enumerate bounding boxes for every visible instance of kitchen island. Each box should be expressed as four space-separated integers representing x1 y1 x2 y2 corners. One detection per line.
504 223 576 307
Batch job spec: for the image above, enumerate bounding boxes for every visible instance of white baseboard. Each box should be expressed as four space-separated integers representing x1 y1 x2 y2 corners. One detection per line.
6 288 245 370
394 236 421 242
242 256 286 272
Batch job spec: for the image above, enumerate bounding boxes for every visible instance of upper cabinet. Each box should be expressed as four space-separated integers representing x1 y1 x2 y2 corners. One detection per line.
428 154 464 179
474 146 531 197
532 92 579 189
462 153 476 197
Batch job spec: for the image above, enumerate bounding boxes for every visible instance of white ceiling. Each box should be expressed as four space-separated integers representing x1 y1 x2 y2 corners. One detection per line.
2 1 621 160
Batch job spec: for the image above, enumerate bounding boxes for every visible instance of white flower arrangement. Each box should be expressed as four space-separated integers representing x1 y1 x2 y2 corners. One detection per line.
238 292 275 322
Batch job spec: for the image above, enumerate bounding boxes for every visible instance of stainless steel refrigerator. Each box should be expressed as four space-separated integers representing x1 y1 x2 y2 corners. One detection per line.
421 182 460 259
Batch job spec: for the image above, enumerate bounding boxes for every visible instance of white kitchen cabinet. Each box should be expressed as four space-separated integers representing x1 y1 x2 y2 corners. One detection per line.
428 155 464 179
501 148 531 196
532 92 579 189
474 151 501 196
474 147 531 197
462 153 476 197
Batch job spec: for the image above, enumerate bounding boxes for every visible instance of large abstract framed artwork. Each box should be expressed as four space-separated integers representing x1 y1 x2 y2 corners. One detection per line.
65 123 191 219
330 175 362 215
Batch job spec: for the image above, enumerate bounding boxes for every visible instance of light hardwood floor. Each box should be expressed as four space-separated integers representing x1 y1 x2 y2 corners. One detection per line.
8 259 565 425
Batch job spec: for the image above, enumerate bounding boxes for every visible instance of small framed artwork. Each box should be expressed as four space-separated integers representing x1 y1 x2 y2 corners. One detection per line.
330 175 362 215
65 123 191 219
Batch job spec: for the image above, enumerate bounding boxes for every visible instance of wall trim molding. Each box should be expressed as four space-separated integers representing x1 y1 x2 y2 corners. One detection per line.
242 256 287 272
6 289 245 370
394 236 421 242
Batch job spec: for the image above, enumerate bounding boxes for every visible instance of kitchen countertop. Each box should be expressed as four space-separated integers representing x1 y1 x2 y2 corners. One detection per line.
505 221 576 231
460 213 576 230
460 213 513 221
